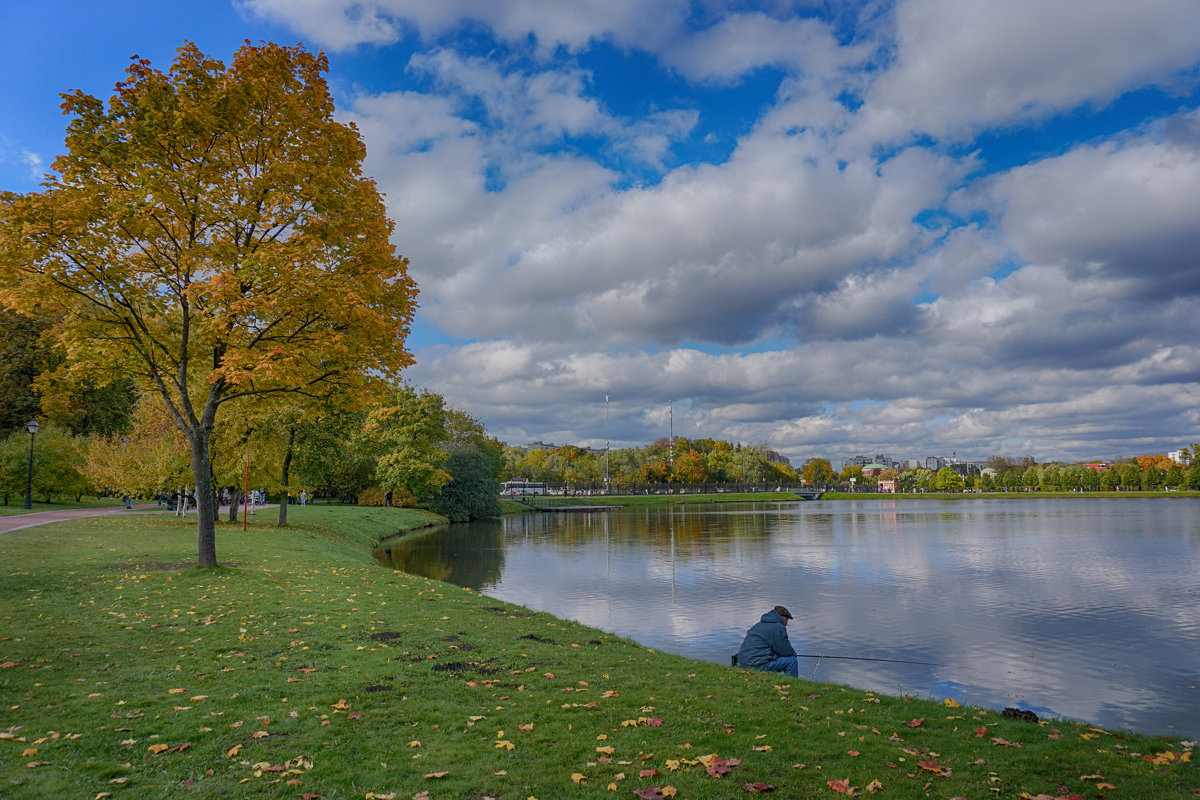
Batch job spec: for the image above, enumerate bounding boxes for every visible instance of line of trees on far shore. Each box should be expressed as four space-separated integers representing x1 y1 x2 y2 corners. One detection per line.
799 451 1200 493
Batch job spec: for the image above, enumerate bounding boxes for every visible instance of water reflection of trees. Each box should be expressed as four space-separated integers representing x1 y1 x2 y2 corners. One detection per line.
502 506 780 561
374 523 504 589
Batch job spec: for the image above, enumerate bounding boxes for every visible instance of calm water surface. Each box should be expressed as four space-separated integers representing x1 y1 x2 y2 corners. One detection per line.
374 498 1200 737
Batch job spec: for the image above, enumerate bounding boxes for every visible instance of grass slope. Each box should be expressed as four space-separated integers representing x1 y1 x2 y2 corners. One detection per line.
1 507 1194 799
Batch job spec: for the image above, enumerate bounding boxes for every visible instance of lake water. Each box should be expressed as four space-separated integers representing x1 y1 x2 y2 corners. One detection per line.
373 498 1200 738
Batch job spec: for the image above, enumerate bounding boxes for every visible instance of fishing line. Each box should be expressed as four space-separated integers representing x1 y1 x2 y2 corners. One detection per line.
796 653 947 667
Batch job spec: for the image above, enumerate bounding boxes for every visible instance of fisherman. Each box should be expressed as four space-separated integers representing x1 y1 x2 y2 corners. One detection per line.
736 605 799 677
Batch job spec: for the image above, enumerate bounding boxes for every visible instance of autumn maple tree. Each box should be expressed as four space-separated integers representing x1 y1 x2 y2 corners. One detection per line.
0 41 417 566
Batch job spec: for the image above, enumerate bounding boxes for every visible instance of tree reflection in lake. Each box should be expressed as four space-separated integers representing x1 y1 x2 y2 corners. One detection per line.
374 524 504 588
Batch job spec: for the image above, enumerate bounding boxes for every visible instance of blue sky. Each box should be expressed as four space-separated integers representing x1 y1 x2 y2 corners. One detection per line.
3 1 1200 464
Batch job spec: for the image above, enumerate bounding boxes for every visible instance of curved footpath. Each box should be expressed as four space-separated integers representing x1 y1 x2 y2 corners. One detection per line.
0 503 277 534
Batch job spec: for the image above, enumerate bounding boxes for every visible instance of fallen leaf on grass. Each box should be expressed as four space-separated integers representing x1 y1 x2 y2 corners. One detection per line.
992 737 1023 748
828 778 856 794
495 739 515 750
423 771 448 779
742 781 776 792
571 773 587 784
633 787 676 799
918 761 952 777
147 744 169 755
904 718 924 728
866 779 884 793
700 754 741 777
1146 750 1191 765
226 744 242 757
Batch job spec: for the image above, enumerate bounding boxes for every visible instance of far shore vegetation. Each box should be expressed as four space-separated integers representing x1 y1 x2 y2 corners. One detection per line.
2 506 1196 799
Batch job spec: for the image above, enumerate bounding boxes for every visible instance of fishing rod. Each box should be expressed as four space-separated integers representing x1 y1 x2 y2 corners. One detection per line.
731 651 947 668
794 653 947 667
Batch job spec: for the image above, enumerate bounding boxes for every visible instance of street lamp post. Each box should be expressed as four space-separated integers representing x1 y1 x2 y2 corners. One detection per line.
23 419 39 510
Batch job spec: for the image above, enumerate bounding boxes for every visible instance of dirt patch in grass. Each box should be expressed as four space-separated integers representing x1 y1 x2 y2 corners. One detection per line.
519 633 558 645
369 631 404 641
431 660 504 676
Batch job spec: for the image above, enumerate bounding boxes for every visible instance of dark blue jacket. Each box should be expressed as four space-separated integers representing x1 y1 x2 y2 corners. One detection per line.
737 608 797 669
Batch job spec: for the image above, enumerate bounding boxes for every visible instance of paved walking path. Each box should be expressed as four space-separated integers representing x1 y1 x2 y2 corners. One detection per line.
0 504 277 534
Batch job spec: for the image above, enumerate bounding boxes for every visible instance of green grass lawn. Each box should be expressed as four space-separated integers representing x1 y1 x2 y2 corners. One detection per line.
0 497 128 516
1 506 1194 799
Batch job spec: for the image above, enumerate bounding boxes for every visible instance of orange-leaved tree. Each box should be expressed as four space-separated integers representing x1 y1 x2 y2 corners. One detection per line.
0 41 417 566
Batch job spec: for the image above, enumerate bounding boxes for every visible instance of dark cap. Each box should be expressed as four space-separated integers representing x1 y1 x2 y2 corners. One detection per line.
773 605 793 619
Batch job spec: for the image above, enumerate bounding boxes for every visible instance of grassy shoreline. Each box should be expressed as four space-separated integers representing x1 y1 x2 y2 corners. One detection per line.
820 490 1200 500
505 489 1200 508
1 507 1195 798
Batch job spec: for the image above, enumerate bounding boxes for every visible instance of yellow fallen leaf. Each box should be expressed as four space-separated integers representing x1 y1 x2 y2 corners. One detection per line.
495 740 515 750
752 745 772 751
250 731 269 739
662 788 677 798
866 779 884 793
189 695 208 702
571 773 587 784
1096 783 1117 791
226 744 243 757
168 688 186 694
943 698 960 708
21 748 36 757
147 744 169 754
409 740 422 747
596 746 615 755
607 784 618 791
423 771 448 779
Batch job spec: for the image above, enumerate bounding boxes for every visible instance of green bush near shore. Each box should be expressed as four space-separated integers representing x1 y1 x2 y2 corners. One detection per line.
1 507 1195 799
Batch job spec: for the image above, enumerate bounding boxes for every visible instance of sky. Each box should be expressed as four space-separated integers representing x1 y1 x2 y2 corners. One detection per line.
3 1 1200 466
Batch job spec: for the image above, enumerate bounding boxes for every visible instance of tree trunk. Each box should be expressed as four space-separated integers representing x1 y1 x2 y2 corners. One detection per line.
278 425 296 526
228 489 240 522
192 430 217 567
